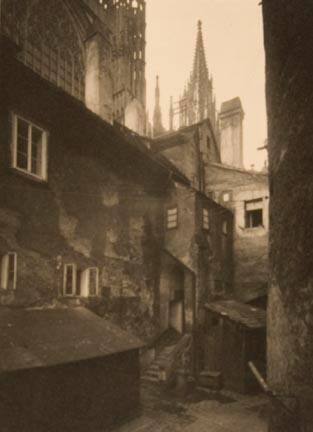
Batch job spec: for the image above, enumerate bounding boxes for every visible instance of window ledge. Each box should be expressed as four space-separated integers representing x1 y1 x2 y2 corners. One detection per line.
11 167 47 183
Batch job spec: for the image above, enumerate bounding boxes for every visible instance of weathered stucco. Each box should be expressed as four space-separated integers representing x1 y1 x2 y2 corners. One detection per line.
0 50 167 342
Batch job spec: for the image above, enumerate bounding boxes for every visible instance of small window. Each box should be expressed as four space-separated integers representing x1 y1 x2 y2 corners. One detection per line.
222 221 228 235
245 199 263 228
222 192 230 203
87 268 99 297
1 252 17 290
12 114 48 181
80 267 100 297
63 264 77 296
166 207 178 229
202 208 210 230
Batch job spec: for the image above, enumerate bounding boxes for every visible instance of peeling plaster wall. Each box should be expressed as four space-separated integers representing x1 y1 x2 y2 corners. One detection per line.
0 54 164 341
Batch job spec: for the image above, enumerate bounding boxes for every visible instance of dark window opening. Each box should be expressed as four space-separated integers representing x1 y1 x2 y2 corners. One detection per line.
246 209 263 228
245 199 263 228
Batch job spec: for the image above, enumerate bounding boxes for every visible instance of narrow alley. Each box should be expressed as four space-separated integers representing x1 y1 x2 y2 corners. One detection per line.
113 382 267 432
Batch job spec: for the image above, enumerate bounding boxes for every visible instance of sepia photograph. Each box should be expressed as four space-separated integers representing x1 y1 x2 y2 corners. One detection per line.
0 1 312 431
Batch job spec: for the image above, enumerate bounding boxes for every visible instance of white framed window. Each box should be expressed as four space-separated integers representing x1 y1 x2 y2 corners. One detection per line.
222 192 231 203
63 264 77 297
203 208 210 230
11 114 48 181
166 207 178 230
80 267 99 297
1 252 17 290
222 220 228 235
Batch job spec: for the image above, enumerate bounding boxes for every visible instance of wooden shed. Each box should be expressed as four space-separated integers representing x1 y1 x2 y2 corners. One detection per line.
199 300 266 394
0 307 143 432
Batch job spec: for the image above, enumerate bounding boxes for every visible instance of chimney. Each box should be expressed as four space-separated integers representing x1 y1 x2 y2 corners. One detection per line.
219 97 244 168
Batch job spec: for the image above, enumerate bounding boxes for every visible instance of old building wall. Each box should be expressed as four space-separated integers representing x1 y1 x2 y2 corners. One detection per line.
0 51 165 341
263 0 313 430
157 121 220 192
164 183 197 272
195 194 233 304
160 138 199 189
207 165 269 302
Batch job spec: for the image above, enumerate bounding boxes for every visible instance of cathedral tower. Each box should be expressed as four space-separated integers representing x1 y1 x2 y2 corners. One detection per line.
178 20 217 131
102 0 146 134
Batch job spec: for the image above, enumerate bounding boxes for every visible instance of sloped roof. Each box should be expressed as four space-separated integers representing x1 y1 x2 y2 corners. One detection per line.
113 122 190 185
0 307 143 373
220 97 243 114
205 300 266 329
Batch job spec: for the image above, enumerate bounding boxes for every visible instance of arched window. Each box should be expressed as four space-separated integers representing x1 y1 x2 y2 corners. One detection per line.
2 0 86 101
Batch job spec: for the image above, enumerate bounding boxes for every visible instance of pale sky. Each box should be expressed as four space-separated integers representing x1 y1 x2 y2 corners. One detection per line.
146 0 267 170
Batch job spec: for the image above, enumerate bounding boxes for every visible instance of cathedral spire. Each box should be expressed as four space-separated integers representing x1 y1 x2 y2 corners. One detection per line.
153 75 165 137
192 20 209 88
178 20 217 130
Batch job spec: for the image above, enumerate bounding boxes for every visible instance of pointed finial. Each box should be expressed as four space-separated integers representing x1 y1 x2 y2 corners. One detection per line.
198 20 202 30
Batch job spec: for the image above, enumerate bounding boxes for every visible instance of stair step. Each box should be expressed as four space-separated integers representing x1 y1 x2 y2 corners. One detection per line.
141 375 159 383
144 370 160 378
148 364 160 371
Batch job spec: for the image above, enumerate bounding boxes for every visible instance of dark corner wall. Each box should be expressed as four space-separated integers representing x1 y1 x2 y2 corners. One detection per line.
263 1 313 430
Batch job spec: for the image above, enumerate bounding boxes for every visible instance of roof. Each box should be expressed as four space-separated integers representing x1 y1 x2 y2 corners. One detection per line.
220 97 243 114
114 123 190 186
152 118 220 162
205 300 266 329
0 307 143 373
209 162 268 179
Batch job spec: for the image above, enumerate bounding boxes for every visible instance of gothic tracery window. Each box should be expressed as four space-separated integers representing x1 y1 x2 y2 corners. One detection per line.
1 0 85 101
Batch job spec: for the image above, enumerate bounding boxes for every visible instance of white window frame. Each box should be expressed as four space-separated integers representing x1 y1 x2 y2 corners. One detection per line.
11 113 48 181
203 208 210 230
222 192 230 203
1 252 17 290
80 267 99 297
166 207 178 230
63 264 77 297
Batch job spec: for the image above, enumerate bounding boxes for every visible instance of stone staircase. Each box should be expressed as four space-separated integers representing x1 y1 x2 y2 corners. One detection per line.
141 329 192 385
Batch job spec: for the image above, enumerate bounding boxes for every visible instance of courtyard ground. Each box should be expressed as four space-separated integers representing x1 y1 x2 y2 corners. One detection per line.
112 382 268 432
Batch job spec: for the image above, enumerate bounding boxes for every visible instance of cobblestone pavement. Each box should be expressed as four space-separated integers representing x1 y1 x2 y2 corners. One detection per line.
112 383 268 432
